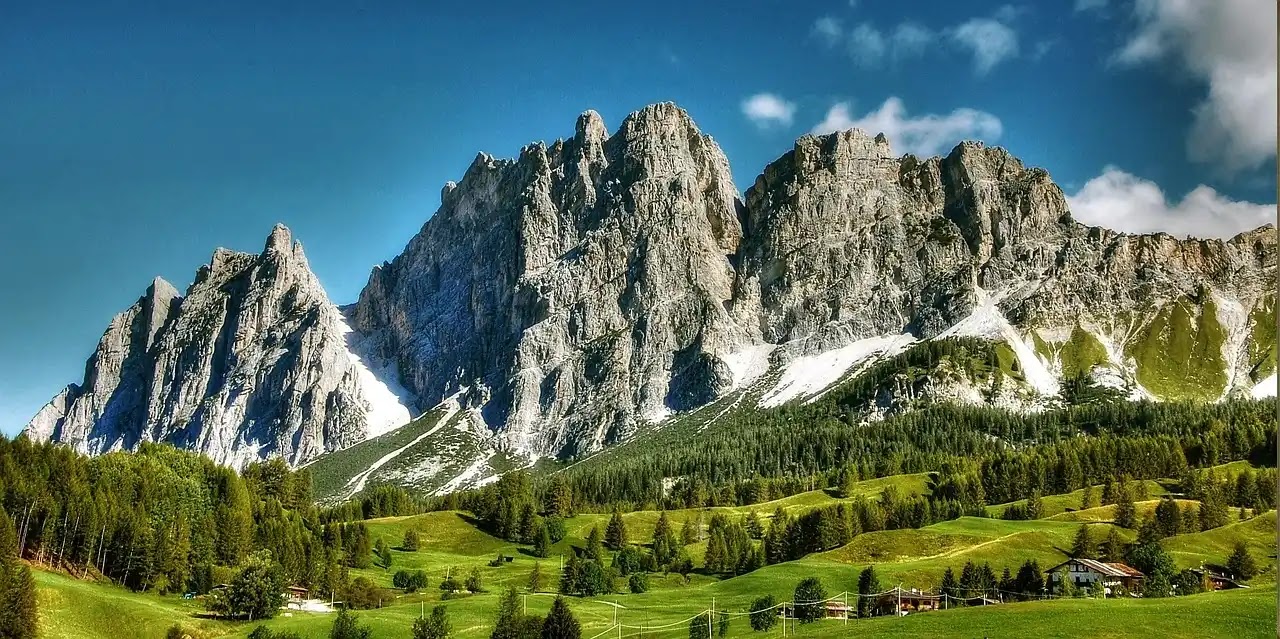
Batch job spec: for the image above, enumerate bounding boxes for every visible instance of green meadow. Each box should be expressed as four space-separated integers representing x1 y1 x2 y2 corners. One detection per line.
32 468 1277 639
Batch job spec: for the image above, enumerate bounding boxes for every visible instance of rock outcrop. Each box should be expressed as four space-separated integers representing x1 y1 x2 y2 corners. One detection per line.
26 225 413 466
352 106 1275 459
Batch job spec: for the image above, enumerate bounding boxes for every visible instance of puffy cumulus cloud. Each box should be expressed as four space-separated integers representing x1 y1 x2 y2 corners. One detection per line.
948 18 1019 74
1114 0 1277 174
1074 0 1107 13
810 97 1003 157
1067 167 1276 238
741 93 797 128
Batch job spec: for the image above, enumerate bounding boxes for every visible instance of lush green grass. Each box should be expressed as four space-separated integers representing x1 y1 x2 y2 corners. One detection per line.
1058 324 1111 379
1128 298 1229 401
987 479 1168 519
35 570 234 639
1247 295 1276 382
1163 510 1277 575
307 412 446 500
34 470 1278 638
788 585 1277 639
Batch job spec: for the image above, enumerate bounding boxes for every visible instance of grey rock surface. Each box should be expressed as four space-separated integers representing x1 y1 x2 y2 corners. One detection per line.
28 103 1276 468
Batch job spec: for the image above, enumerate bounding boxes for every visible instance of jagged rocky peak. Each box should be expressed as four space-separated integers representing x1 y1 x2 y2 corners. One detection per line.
29 102 1276 477
353 102 747 457
25 224 400 468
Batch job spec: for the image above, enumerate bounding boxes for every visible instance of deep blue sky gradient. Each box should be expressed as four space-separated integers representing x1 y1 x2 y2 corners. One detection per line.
1 0 1274 433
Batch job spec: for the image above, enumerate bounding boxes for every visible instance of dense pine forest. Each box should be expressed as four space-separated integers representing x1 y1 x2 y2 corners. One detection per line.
536 395 1276 512
0 438 384 620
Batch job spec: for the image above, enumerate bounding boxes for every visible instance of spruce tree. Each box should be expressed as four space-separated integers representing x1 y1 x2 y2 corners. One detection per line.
0 507 37 639
528 562 544 592
604 509 627 550
680 516 699 546
585 526 603 560
542 596 580 639
491 587 522 639
1071 524 1096 559
1081 484 1098 510
1102 527 1124 563
939 566 959 599
857 565 881 617
413 605 451 639
1114 490 1137 529
1227 542 1257 580
402 529 420 552
533 523 551 558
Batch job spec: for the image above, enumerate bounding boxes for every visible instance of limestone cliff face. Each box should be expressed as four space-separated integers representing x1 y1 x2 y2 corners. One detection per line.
29 103 1276 469
353 106 1275 459
352 104 749 456
26 225 409 466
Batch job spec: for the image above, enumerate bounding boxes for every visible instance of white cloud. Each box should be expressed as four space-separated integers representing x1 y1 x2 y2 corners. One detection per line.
810 97 1003 157
742 93 797 128
949 18 1019 74
845 22 934 67
1074 0 1107 12
1113 0 1277 174
847 23 887 66
1067 167 1276 238
890 23 933 60
811 16 843 48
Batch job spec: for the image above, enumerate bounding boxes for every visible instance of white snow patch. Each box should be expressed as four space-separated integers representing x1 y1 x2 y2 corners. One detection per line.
334 310 415 438
721 344 777 389
938 288 1060 397
341 395 461 500
1251 373 1276 399
431 455 494 496
760 334 915 408
1212 294 1250 399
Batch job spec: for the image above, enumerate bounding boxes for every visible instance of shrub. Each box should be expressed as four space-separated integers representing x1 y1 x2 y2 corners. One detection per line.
628 572 648 594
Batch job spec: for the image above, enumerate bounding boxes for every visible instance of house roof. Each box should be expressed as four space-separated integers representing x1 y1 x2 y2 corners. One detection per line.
1051 558 1145 578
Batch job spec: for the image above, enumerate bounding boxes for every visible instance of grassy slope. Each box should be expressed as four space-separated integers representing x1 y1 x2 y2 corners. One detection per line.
1128 298 1229 401
34 471 1278 638
986 479 1168 519
35 570 232 639
307 412 445 499
1163 510 1278 574
1247 295 1276 382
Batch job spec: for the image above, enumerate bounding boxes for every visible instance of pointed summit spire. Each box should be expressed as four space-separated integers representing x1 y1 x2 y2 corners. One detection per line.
265 223 294 254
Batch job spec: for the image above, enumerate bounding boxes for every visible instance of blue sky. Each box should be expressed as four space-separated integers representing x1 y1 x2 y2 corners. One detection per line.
1 0 1275 435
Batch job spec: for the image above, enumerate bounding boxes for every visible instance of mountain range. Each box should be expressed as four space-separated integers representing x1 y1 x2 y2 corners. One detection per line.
25 103 1277 494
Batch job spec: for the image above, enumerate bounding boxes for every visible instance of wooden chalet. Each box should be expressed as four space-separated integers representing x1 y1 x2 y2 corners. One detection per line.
1048 558 1145 594
1189 565 1248 591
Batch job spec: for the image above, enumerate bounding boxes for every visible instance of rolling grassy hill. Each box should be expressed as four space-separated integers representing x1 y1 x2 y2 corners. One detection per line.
32 464 1277 639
